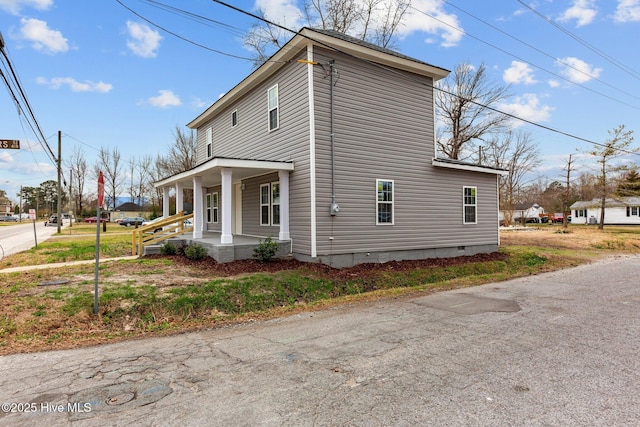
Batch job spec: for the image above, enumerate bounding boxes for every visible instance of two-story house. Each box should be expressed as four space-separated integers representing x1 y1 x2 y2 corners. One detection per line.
154 27 507 267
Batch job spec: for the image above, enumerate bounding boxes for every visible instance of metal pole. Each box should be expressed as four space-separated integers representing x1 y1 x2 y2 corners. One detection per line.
57 131 62 233
93 204 100 315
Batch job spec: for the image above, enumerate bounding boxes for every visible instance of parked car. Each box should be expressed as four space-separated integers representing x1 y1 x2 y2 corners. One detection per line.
141 217 164 233
44 215 60 226
84 216 108 223
119 217 146 227
0 215 18 222
551 213 565 223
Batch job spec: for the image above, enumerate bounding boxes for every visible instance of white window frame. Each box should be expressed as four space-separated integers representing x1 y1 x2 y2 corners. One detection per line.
206 127 212 158
209 192 219 223
463 186 477 224
206 193 212 223
576 209 587 217
268 84 279 132
376 179 394 225
231 110 238 128
271 182 280 226
260 184 270 226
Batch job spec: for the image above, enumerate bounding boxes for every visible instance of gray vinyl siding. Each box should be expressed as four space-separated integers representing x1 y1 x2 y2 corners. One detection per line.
311 47 499 255
194 49 312 254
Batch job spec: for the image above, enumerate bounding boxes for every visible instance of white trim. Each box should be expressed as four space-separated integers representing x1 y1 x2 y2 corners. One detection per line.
154 158 294 188
268 84 279 132
463 186 478 225
376 179 394 225
206 192 212 223
307 44 317 258
220 168 233 244
432 158 508 176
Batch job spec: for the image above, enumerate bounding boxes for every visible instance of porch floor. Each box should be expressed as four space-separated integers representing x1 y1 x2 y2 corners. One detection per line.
144 231 291 263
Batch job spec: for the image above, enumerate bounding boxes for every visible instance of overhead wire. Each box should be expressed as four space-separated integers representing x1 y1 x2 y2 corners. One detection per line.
443 0 640 103
515 0 640 81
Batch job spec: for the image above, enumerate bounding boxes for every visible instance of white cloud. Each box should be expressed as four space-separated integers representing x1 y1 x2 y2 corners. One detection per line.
556 57 602 84
0 151 14 163
256 0 303 27
499 93 554 126
548 79 561 88
190 97 208 109
19 18 68 54
147 90 181 108
614 0 640 22
503 61 537 85
36 77 113 93
126 21 162 58
0 0 52 14
558 0 597 27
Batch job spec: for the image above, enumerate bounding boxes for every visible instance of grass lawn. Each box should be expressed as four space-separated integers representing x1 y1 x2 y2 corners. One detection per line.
0 223 639 355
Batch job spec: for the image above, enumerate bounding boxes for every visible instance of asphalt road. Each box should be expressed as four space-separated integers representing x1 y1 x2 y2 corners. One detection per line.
0 221 60 258
0 255 638 426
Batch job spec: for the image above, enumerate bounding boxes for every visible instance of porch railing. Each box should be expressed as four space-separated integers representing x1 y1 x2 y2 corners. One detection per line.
131 211 194 256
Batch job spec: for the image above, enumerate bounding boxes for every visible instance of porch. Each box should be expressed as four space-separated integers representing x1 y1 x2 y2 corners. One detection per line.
144 231 291 263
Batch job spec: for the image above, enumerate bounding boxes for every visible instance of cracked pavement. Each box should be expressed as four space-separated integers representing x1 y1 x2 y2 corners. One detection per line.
1 255 639 426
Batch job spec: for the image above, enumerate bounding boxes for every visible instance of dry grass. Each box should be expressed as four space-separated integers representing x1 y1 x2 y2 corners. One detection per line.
1 224 639 355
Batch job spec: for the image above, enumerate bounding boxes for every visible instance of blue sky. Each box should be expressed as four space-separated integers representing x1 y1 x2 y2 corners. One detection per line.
1 0 639 203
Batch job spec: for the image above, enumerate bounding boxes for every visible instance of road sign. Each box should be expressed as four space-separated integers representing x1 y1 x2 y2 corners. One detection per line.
97 171 104 208
29 209 36 220
0 139 20 149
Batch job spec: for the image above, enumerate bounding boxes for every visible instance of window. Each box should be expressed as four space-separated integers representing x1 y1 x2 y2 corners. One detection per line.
231 110 238 127
260 182 280 226
376 179 394 225
463 186 477 224
626 206 639 217
272 182 280 225
206 192 219 223
206 127 212 158
575 209 587 217
268 85 279 131
260 184 270 225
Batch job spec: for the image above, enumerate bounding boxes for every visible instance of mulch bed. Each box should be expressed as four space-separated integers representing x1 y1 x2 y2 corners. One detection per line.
147 251 509 280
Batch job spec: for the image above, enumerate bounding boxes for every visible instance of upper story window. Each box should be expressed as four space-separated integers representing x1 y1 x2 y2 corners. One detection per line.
463 186 477 224
376 179 394 225
206 127 212 158
268 84 279 131
231 110 238 128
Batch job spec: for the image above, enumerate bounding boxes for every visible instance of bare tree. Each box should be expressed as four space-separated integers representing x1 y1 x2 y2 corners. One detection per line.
66 146 87 216
484 131 540 226
96 146 123 211
436 63 511 160
589 125 636 229
244 0 411 66
156 126 197 178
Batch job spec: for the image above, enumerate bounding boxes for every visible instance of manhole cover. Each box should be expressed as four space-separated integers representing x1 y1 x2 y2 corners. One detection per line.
107 392 135 405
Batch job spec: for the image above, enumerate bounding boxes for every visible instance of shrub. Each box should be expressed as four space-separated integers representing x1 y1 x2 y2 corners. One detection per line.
184 243 208 260
253 236 279 262
160 242 177 255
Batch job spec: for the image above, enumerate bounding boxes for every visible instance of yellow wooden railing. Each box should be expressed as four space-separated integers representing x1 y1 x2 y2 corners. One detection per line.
131 211 194 256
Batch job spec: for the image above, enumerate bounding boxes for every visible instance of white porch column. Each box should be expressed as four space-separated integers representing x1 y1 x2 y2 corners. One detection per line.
221 168 233 244
192 176 203 239
162 187 170 218
278 170 290 240
175 182 184 214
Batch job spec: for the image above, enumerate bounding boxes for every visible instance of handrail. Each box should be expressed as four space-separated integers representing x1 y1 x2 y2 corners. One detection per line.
131 211 194 256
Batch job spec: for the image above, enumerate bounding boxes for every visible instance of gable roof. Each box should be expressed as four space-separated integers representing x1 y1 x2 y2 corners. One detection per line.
188 27 450 129
115 202 144 211
570 197 640 209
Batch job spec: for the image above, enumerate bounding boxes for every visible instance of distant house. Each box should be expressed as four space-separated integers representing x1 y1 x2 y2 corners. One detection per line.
111 202 150 223
154 27 507 267
0 190 12 219
570 197 640 225
500 203 545 224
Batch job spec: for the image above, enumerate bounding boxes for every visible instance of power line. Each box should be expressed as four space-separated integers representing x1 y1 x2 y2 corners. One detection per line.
515 0 640 81
409 4 640 111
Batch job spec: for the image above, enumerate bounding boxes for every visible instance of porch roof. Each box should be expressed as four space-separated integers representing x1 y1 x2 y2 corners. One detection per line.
154 157 294 189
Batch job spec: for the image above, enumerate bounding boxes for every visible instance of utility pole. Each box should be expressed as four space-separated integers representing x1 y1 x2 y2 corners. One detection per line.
57 131 62 233
562 154 574 229
69 171 73 228
19 185 22 223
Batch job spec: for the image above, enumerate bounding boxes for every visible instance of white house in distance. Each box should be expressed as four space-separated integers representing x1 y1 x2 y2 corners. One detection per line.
154 27 507 267
570 197 640 225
